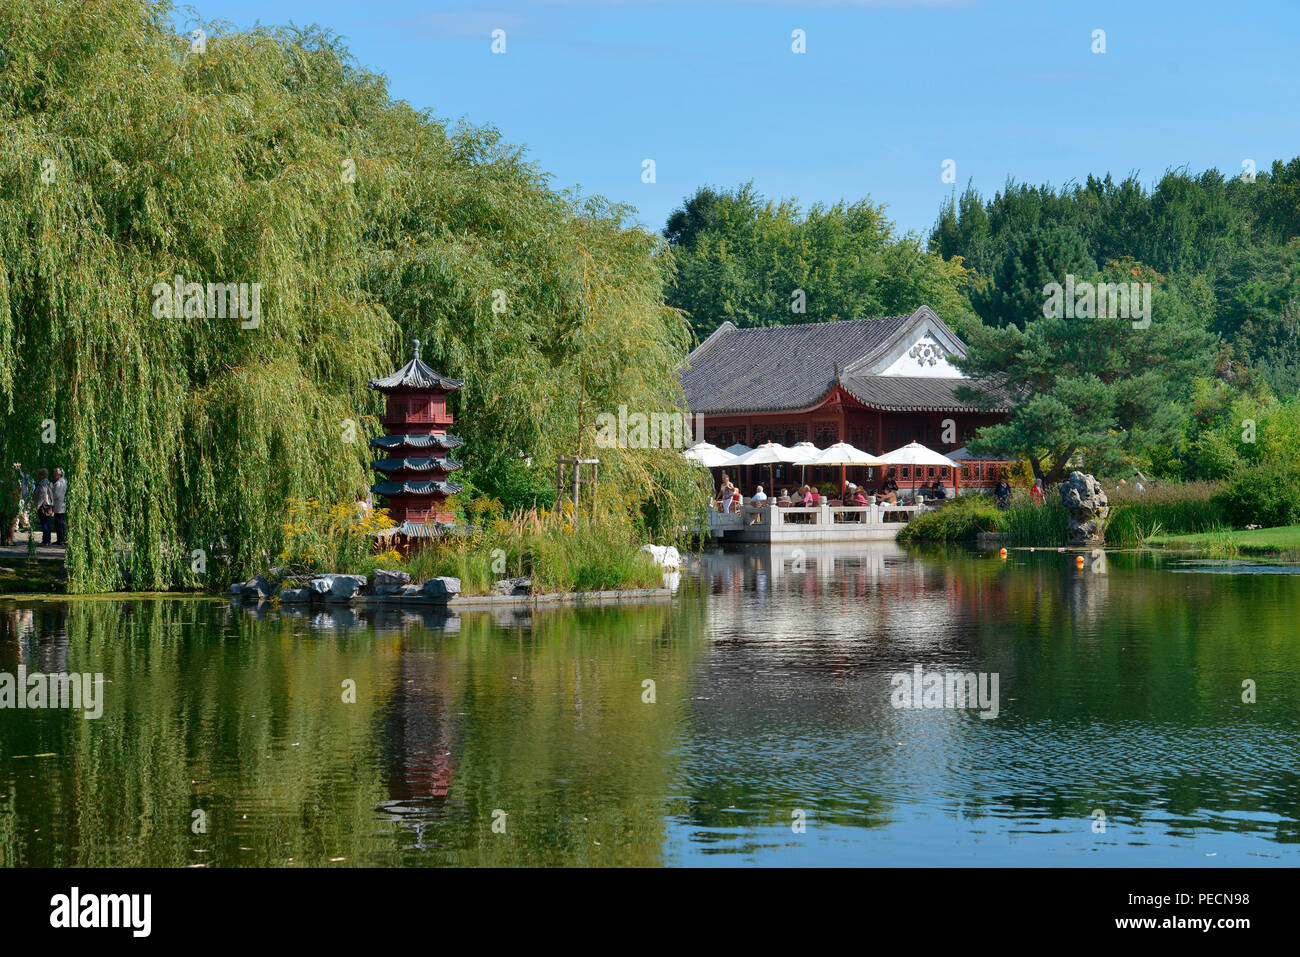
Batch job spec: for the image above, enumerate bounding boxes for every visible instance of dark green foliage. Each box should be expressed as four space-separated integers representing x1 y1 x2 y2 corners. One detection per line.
931 164 1300 383
664 182 973 339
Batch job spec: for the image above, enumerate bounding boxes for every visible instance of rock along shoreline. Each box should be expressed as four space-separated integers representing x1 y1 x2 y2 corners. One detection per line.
228 566 675 611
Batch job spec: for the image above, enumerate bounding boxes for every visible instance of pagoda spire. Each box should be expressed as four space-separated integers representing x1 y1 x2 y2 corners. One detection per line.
413 338 421 362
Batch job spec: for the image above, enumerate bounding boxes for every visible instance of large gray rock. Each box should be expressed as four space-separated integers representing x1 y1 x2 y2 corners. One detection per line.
494 577 533 597
372 584 405 597
307 576 335 595
278 587 312 603
1058 471 1110 546
328 574 367 601
372 568 412 587
242 574 275 600
421 577 461 602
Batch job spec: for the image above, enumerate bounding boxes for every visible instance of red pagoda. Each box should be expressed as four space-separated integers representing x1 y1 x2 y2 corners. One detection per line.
369 339 464 540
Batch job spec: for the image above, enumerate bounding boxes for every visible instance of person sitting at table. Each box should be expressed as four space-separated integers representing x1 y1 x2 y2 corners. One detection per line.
776 489 792 506
751 484 768 504
879 476 899 505
930 477 947 501
851 485 869 506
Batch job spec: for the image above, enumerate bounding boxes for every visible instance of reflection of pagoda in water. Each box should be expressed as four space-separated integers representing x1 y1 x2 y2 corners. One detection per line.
368 340 465 544
376 642 459 852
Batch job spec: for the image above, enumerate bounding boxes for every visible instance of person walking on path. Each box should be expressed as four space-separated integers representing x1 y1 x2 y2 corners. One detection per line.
52 467 68 545
995 476 1012 509
1030 478 1045 506
32 469 54 546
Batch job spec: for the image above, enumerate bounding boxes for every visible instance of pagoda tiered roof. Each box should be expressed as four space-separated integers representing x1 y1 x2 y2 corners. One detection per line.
370 479 464 497
368 353 464 393
371 456 463 474
369 433 464 450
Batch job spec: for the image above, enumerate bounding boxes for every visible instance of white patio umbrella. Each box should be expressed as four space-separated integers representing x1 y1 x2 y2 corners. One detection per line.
798 442 887 467
879 441 960 498
730 441 801 496
786 441 821 488
797 442 887 498
682 441 736 469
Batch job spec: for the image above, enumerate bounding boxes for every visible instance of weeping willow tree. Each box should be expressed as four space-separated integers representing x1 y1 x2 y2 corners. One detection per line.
0 0 704 592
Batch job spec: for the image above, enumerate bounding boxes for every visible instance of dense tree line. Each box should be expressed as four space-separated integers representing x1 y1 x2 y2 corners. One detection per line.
663 183 972 339
931 165 1300 394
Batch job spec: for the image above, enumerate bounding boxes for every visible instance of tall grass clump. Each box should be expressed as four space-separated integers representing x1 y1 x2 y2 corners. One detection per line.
996 498 1071 546
403 503 664 596
1105 482 1225 545
275 500 401 576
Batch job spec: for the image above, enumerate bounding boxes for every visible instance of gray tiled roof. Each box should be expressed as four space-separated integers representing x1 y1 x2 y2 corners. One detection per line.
371 457 464 474
369 356 464 393
679 310 1009 414
680 315 908 414
393 520 457 538
840 376 1011 413
370 433 464 450
370 480 464 496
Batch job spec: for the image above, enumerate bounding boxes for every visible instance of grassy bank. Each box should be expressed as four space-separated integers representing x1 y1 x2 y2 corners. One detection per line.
899 483 1227 547
1147 525 1300 558
0 556 67 595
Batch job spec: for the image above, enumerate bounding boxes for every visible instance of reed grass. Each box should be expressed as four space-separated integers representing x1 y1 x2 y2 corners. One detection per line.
901 482 1228 547
402 506 664 596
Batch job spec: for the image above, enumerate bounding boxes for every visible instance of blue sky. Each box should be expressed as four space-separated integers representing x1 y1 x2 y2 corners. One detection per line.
177 0 1300 238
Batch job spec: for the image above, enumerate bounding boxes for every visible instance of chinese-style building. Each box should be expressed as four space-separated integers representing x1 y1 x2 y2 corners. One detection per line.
679 306 1014 493
369 340 465 539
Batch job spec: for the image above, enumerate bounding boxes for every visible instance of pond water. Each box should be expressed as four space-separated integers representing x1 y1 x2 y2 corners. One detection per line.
1 544 1297 867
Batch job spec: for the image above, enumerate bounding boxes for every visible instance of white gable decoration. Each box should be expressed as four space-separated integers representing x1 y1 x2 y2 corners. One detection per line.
878 333 962 378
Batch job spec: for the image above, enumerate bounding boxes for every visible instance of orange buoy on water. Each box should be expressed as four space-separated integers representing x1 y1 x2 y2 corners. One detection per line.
1076 555 1085 568
1000 548 1007 559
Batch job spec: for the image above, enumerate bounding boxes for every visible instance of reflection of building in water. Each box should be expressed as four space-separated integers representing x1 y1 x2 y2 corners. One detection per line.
698 543 961 649
375 637 459 849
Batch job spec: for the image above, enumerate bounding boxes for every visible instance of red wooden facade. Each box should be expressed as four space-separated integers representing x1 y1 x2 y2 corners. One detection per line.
369 341 465 533
701 386 1011 494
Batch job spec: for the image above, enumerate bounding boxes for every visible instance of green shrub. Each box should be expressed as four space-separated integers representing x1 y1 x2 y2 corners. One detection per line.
1211 464 1300 529
898 494 1000 543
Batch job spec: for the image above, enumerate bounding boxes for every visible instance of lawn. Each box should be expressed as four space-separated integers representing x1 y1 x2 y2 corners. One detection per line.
1146 525 1300 557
